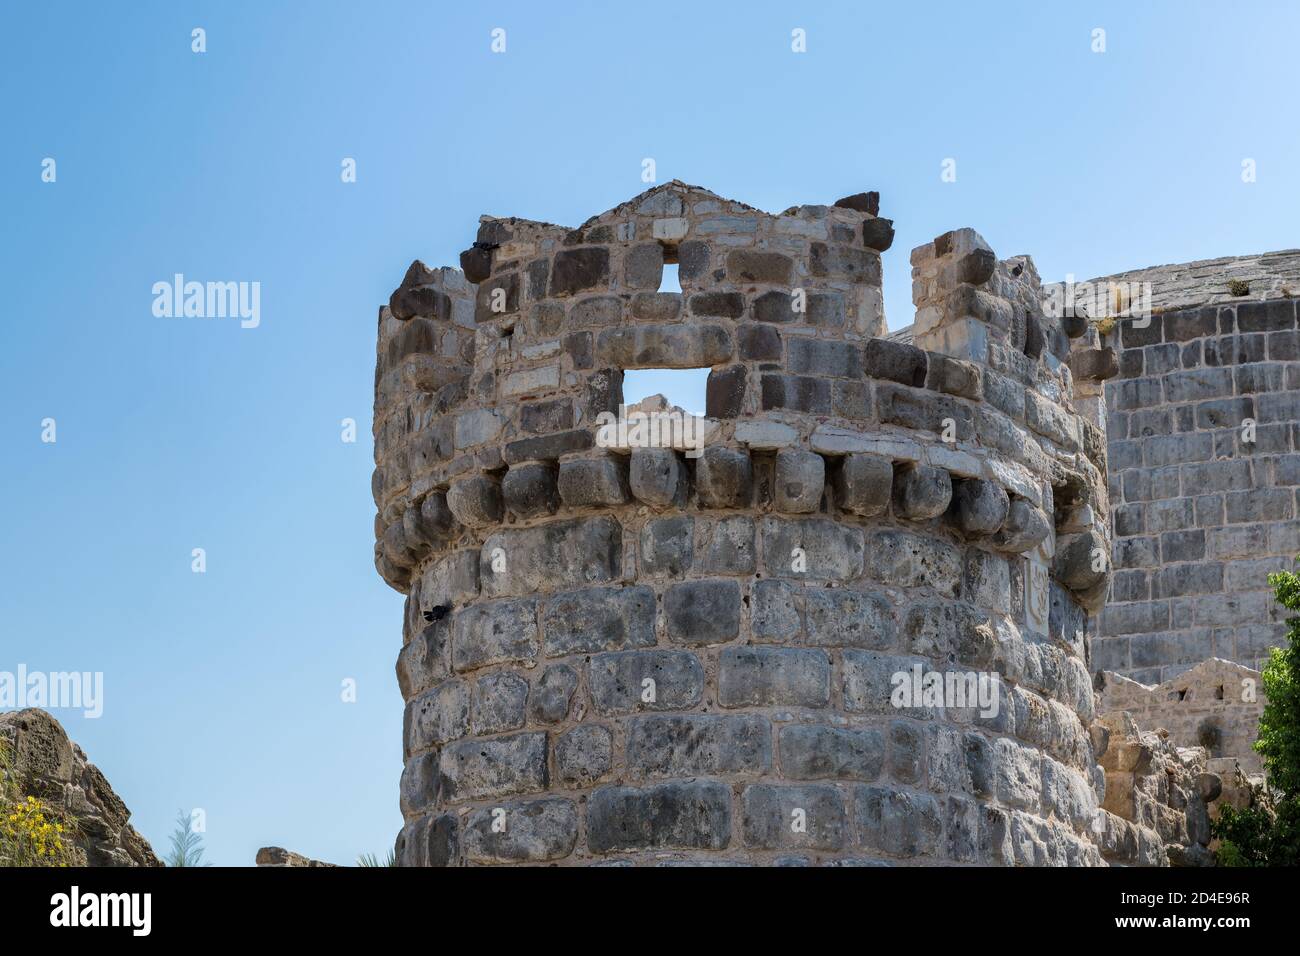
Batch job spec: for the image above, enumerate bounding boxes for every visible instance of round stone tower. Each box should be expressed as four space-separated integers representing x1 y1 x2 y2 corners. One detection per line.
372 182 1117 865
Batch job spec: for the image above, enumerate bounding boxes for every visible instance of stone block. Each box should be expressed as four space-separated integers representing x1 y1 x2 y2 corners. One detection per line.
502 462 560 519
589 650 705 715
446 475 503 528
718 646 832 708
541 585 657 656
439 732 549 801
625 714 772 777
892 463 953 520
528 664 578 724
558 457 630 508
833 454 894 517
664 579 742 645
695 446 753 508
952 478 1010 535
464 798 578 864
628 447 684 508
773 448 825 513
555 724 613 786
587 781 732 853
741 785 847 850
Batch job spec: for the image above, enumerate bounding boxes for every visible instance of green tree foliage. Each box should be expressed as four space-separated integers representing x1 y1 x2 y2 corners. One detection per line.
164 810 212 867
1213 562 1300 865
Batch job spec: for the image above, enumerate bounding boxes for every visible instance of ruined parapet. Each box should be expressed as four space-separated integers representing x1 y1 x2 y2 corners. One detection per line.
1090 711 1218 867
1097 658 1266 775
373 184 1115 866
0 709 160 867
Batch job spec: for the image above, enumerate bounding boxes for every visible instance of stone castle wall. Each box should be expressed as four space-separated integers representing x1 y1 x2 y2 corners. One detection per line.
1079 267 1300 685
369 182 1161 866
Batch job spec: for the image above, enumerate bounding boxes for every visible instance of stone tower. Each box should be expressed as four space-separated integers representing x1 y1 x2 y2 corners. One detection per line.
371 182 1133 866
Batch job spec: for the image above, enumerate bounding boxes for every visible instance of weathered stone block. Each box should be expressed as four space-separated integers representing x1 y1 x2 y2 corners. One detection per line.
481 517 622 597
804 588 895 649
862 217 895 252
528 664 578 724
471 671 529 735
741 784 847 850
589 650 705 715
439 732 549 801
555 724 612 786
760 516 865 581
760 373 831 414
625 714 772 777
1054 530 1108 593
726 250 794 284
863 529 962 596
595 323 732 369
833 453 893 517
397 621 451 700
640 515 694 577
689 291 745 318
751 579 802 641
549 248 610 296
787 338 863 378
541 585 657 656
502 428 594 465
464 798 578 864
752 289 796 323
558 457 630 508
892 463 953 520
695 446 753 508
854 786 942 858
993 499 1052 553
706 365 747 419
718 646 831 708
778 725 884 781
863 339 927 387
502 462 560 519
587 781 732 853
405 680 470 754
452 599 539 672
446 475 503 528
664 579 742 645
624 243 664 290
628 447 684 508
773 448 825 513
699 515 756 574
952 478 1009 536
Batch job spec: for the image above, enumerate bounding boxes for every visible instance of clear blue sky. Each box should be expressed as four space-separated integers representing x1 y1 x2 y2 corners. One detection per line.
2 1 1296 865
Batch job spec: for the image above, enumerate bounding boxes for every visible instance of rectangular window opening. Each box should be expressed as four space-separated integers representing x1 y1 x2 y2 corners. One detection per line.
622 366 708 418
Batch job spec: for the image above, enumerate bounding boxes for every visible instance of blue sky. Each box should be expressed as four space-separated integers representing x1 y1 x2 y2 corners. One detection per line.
1 1 1296 865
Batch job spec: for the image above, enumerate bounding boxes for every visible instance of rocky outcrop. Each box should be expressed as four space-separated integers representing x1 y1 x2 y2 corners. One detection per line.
255 846 338 867
0 708 159 866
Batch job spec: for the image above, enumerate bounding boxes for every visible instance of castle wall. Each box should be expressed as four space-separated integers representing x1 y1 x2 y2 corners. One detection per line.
368 182 1172 866
1097 658 1267 776
1086 273 1299 684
